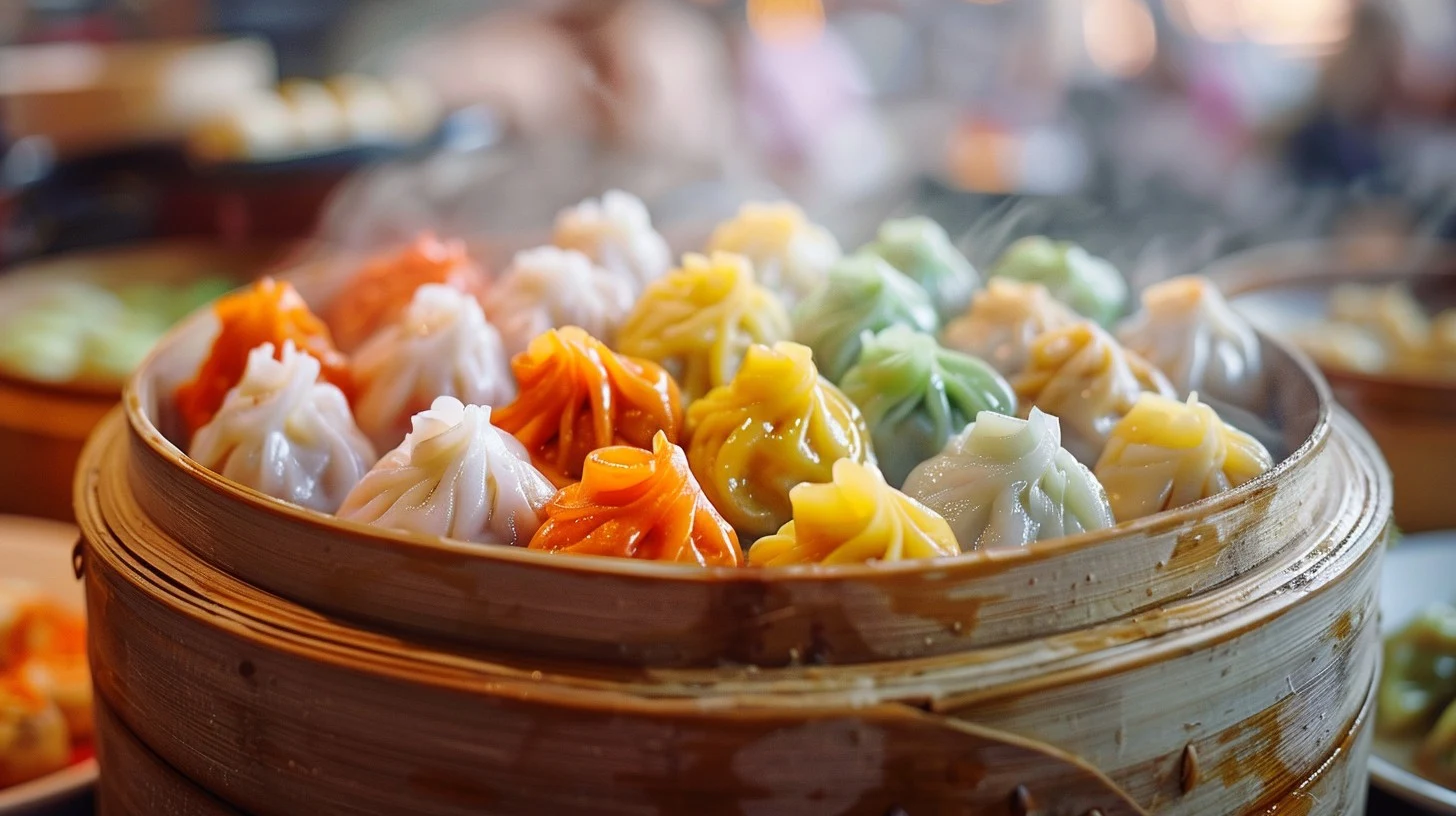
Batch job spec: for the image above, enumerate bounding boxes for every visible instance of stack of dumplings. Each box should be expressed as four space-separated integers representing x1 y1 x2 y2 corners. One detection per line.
169 191 1276 570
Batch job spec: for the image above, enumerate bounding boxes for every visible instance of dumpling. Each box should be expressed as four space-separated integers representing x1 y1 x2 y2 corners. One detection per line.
528 431 742 567
839 325 1016 488
552 189 671 295
903 408 1114 551
1287 323 1387 374
1378 604 1456 738
615 251 792 401
1117 275 1262 403
706 201 841 308
941 279 1081 377
485 246 636 357
338 396 554 545
190 341 376 513
989 236 1127 325
685 341 873 541
351 284 516 452
175 278 351 437
1093 392 1274 522
325 233 489 352
793 253 939 383
0 676 71 789
860 216 979 323
1013 323 1175 464
1328 282 1430 360
748 459 958 566
492 327 682 487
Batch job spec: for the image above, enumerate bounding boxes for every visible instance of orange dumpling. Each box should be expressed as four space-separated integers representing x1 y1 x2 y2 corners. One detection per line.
326 233 489 351
492 327 682 486
175 278 350 435
528 432 742 566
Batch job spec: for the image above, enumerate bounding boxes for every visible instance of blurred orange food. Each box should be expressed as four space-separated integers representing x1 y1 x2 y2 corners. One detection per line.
0 587 91 789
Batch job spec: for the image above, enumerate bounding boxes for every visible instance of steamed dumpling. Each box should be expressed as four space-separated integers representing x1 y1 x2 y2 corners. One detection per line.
1093 392 1273 522
351 284 516 452
1287 323 1387 374
492 327 683 487
0 677 70 789
941 279 1080 377
839 325 1016 488
553 189 671 295
1013 323 1175 464
486 246 636 357
190 341 376 513
793 253 939 382
338 396 554 545
860 216 979 323
748 459 958 566
686 342 873 541
989 237 1127 325
325 234 489 352
903 408 1114 551
615 251 792 401
1329 283 1430 360
1117 276 1262 403
528 431 742 567
706 201 841 308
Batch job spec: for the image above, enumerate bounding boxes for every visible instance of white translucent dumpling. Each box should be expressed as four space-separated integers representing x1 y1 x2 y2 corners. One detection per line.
485 246 637 357
552 189 671 295
1117 276 1262 403
902 408 1114 551
189 341 376 513
352 283 516 453
338 396 555 546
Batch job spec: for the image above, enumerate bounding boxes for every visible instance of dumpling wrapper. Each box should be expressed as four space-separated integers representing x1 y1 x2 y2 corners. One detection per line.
706 200 841 309
339 396 555 546
1117 275 1262 404
553 189 671 295
989 236 1127 326
190 341 376 513
487 246 636 358
325 233 489 352
793 252 939 383
860 216 979 323
616 251 792 402
0 676 71 789
941 279 1081 377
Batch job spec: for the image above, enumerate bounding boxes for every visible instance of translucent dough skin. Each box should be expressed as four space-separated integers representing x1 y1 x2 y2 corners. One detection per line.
325 234 489 352
747 459 957 567
706 201 841 308
528 432 742 567
175 278 351 437
487 246 636 358
552 190 671 295
839 325 1016 488
941 280 1080 377
616 251 792 402
903 408 1114 552
1116 275 1262 403
1013 323 1174 465
989 236 1127 326
685 342 874 541
492 327 683 488
1094 392 1273 523
861 217 979 323
793 253 939 383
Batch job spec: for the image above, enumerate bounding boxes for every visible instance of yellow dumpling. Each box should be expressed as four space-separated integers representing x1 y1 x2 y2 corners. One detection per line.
616 252 792 401
685 341 873 541
748 459 959 566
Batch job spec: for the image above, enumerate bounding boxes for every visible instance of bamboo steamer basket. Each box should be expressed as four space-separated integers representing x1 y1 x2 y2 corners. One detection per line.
1211 239 1456 532
75 283 1391 814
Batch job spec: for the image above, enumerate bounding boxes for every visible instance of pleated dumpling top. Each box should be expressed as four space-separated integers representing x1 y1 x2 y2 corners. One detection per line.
325 233 489 352
1116 275 1262 404
552 190 671 295
989 236 1127 326
860 216 979 323
793 252 939 383
706 201 841 309
486 245 636 358
941 279 1080 377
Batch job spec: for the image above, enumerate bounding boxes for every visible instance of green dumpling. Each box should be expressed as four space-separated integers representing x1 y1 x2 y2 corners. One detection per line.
794 253 939 382
840 325 1016 487
1378 604 1456 738
989 236 1127 325
861 217 979 323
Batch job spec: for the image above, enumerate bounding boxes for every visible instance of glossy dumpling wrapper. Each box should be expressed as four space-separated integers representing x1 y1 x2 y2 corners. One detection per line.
528 431 742 567
793 253 939 383
1378 603 1456 739
190 341 376 513
1013 323 1175 465
941 279 1082 377
860 216 979 323
351 284 516 452
492 327 682 487
1117 276 1262 403
338 397 553 545
903 408 1114 551
685 341 873 541
552 189 671 295
615 251 792 401
1093 392 1274 522
175 278 351 437
486 246 636 358
839 325 1016 488
325 233 489 352
989 236 1127 326
706 201 841 308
